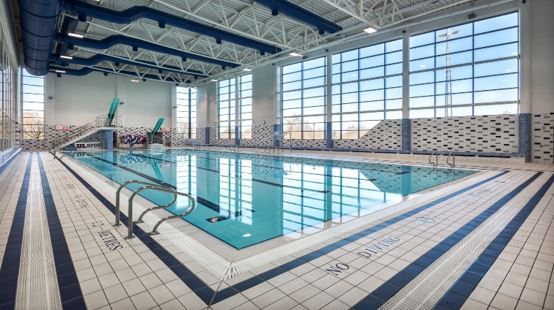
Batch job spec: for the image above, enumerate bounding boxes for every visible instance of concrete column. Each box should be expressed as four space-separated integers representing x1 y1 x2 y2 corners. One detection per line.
401 32 411 152
325 52 333 149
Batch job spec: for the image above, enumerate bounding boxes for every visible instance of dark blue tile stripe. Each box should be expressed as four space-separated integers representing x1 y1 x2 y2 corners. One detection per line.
435 174 554 310
353 172 543 310
0 149 21 175
0 154 32 309
58 154 508 306
38 155 87 309
55 159 214 303
211 171 510 303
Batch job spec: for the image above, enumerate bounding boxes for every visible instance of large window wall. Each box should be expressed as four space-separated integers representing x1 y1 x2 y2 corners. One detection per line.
331 39 403 139
218 78 236 139
20 68 44 140
282 57 326 139
279 12 520 140
1 27 17 153
217 74 252 140
409 13 519 118
239 75 252 139
176 87 197 139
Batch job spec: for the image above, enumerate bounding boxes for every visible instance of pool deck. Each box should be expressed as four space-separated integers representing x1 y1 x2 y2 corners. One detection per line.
0 151 553 309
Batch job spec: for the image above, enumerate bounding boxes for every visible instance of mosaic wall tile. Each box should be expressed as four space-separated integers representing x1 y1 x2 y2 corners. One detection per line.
532 113 554 163
411 115 519 154
240 124 275 147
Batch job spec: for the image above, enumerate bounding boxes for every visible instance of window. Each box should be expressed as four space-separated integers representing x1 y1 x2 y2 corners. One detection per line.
176 87 196 139
331 39 403 139
409 12 519 118
282 57 326 139
218 78 236 139
239 75 253 139
21 68 44 139
1 31 17 153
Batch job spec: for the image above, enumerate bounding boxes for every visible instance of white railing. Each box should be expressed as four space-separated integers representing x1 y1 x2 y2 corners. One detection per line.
50 114 121 150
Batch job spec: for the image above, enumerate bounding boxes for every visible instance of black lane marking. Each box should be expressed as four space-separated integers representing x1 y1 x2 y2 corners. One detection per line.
352 172 543 309
0 154 32 309
435 174 554 309
38 155 86 309
56 159 214 303
58 155 507 306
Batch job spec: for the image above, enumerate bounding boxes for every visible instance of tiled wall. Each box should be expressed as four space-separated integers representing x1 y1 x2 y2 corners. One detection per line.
333 120 402 150
411 115 519 154
18 114 554 163
532 113 554 163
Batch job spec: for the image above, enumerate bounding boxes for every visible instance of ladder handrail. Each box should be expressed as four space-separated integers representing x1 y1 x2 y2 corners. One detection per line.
115 180 161 226
429 151 439 166
446 152 456 167
126 185 195 238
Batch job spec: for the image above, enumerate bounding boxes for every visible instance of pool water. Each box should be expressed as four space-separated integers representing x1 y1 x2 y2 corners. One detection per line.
65 150 476 249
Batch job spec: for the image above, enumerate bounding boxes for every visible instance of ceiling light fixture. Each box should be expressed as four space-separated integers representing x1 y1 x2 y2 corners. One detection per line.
243 68 252 72
60 55 73 60
210 79 218 82
363 27 377 34
289 52 302 57
67 32 84 38
54 69 66 74
130 79 140 83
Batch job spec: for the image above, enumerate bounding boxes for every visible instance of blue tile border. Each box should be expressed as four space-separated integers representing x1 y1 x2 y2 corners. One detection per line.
38 154 87 309
0 148 21 175
518 113 531 162
402 119 411 152
436 174 554 309
353 171 542 309
0 154 32 309
57 154 507 306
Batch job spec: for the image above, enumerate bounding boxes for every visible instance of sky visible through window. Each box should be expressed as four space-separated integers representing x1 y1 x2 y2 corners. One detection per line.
280 12 519 140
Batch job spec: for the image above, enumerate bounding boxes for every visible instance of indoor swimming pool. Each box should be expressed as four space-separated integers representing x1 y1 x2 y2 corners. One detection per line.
65 150 476 249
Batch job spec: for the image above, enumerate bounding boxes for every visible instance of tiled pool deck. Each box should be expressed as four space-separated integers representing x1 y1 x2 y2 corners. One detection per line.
0 151 553 310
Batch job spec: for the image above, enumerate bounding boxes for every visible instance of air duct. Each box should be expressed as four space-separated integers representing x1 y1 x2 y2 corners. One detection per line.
255 0 342 34
57 34 240 68
19 0 61 75
50 66 181 83
62 1 281 54
51 54 209 78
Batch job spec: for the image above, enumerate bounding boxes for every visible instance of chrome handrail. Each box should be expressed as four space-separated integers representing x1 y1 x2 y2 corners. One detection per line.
446 152 456 167
126 185 195 238
136 191 178 223
429 151 439 166
115 180 160 226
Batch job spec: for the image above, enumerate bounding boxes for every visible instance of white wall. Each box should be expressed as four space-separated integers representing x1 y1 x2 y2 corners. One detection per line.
527 0 554 114
45 72 172 128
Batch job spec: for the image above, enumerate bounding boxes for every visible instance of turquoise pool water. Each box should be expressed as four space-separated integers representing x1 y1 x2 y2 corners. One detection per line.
65 150 476 249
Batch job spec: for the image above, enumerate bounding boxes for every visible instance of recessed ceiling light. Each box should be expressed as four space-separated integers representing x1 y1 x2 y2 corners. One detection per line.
54 69 66 74
289 52 302 57
67 32 84 38
60 55 73 60
130 79 140 83
363 27 377 34
243 68 251 72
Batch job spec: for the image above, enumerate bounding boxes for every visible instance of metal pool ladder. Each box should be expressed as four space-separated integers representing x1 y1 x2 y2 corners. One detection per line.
446 152 456 167
114 180 196 239
428 151 439 166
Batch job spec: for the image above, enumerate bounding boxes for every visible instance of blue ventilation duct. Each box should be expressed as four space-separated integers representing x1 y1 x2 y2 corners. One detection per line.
256 0 342 34
62 1 281 55
19 0 62 75
51 54 208 78
57 34 240 68
50 66 183 83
